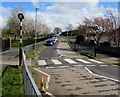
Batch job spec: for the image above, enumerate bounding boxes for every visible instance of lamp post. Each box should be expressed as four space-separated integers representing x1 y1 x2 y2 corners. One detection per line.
18 12 24 66
35 8 39 49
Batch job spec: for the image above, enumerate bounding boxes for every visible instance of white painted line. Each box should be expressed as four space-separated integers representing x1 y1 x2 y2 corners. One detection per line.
88 59 104 64
46 92 55 97
74 65 83 67
76 59 91 64
64 59 77 64
46 67 55 69
85 67 120 83
59 66 69 68
33 68 50 90
51 59 62 65
38 60 47 65
86 65 95 67
100 65 108 66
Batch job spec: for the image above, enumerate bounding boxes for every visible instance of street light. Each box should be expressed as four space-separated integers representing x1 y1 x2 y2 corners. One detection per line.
18 12 24 66
35 8 39 49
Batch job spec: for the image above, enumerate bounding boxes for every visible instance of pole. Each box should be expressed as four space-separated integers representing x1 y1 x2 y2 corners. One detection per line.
19 20 22 66
94 44 96 57
18 13 24 66
35 8 39 49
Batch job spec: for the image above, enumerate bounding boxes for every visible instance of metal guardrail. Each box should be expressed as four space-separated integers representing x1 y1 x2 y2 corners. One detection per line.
22 51 42 97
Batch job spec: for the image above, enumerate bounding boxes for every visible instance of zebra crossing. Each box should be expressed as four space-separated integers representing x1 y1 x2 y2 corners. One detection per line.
38 58 108 68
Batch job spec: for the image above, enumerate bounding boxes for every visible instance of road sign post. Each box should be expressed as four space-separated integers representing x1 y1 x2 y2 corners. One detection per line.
18 12 24 66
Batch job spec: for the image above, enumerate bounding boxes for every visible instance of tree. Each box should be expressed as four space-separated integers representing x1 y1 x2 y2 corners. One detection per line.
76 25 89 36
66 24 74 31
104 7 119 47
5 7 25 40
53 27 62 34
5 6 51 39
83 17 114 46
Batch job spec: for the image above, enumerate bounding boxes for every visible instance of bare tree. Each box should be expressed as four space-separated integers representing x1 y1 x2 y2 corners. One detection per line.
66 24 74 31
83 17 111 45
104 7 119 47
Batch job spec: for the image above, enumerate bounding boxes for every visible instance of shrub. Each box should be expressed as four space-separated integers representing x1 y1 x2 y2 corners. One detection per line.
75 35 85 44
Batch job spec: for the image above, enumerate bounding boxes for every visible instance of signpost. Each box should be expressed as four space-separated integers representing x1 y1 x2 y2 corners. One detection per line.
18 12 24 66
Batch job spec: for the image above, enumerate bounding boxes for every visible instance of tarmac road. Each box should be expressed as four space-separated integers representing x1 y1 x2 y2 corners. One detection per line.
35 37 120 96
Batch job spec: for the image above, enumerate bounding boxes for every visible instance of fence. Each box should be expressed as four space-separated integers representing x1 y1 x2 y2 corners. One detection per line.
24 38 51 55
70 41 120 57
22 51 42 96
71 42 95 55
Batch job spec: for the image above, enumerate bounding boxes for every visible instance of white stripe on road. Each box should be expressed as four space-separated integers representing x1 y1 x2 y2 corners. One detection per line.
86 65 95 67
59 66 69 68
85 67 120 83
76 59 91 64
88 59 103 64
74 65 83 67
64 59 77 64
46 67 55 69
51 59 62 65
38 60 47 65
100 65 108 66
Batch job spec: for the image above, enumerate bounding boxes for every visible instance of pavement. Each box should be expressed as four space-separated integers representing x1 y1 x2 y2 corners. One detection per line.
57 38 119 65
0 47 19 66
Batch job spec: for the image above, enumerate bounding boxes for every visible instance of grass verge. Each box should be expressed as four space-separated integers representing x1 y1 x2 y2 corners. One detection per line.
26 43 46 58
2 65 24 96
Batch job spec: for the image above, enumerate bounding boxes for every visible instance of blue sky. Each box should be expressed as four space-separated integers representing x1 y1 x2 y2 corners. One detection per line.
0 1 119 31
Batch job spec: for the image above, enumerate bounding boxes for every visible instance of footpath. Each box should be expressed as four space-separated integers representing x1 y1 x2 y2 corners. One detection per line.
57 38 119 65
38 38 120 96
0 47 19 66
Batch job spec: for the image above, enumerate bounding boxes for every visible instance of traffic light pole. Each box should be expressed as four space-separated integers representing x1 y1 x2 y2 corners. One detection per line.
18 13 24 66
19 21 22 66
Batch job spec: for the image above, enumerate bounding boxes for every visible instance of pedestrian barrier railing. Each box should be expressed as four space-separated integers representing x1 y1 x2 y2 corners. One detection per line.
22 50 42 97
70 42 95 55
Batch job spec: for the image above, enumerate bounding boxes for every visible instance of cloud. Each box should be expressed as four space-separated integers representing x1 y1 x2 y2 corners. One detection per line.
0 16 6 28
0 7 11 15
31 0 39 7
35 2 106 31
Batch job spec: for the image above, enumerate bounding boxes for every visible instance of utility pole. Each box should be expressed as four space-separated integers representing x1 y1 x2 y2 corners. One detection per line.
18 12 24 66
35 8 39 49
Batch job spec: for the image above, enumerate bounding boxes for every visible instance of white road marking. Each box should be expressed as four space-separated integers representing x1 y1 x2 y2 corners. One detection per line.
88 59 103 64
46 92 55 97
64 59 77 64
38 60 47 65
76 59 91 64
59 66 69 68
85 67 120 83
86 65 95 67
73 65 83 67
51 59 62 64
46 67 55 69
100 65 108 66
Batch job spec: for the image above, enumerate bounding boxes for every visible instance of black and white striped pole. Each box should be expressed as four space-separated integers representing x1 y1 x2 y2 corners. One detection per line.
18 12 24 66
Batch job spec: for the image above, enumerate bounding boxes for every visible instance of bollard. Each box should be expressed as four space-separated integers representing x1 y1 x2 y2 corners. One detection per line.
40 77 46 93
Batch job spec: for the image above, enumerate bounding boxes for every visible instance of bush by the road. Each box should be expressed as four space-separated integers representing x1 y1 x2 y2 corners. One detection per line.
75 35 85 44
11 35 50 47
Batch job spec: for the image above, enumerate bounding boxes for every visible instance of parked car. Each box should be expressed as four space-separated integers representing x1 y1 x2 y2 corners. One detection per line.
46 40 54 46
53 37 58 43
